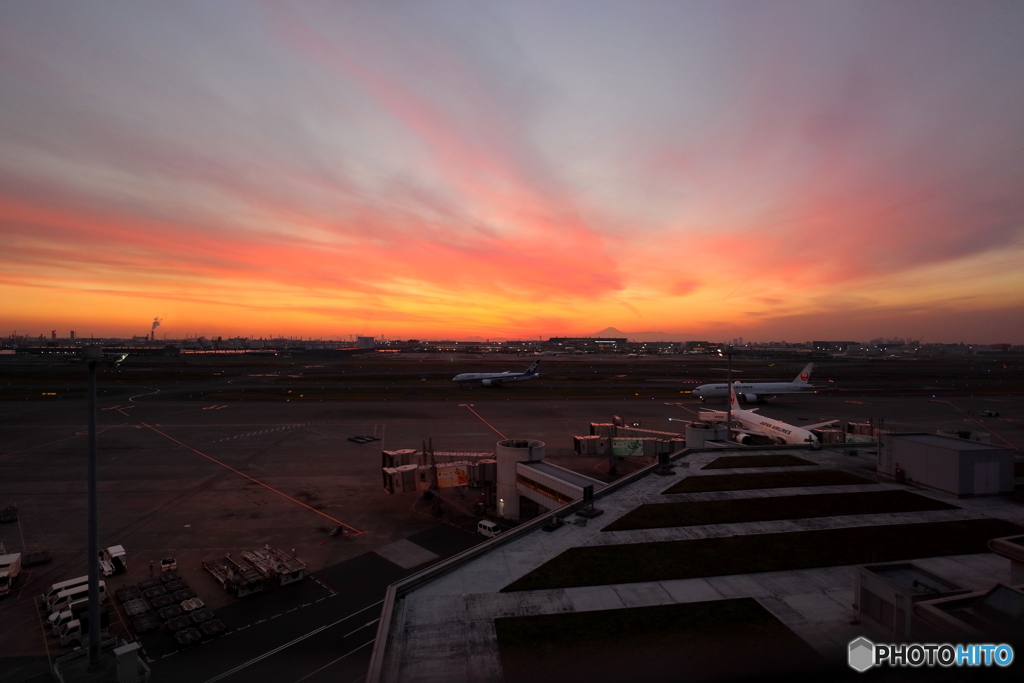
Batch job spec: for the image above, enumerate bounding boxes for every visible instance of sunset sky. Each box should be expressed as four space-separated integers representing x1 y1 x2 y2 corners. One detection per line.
2 1 1022 342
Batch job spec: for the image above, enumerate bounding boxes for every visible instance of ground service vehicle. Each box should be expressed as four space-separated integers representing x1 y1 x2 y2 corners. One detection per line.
22 550 52 567
49 599 92 636
99 545 127 576
0 552 21 596
58 612 110 648
40 575 88 606
46 581 106 614
477 520 503 538
203 555 264 597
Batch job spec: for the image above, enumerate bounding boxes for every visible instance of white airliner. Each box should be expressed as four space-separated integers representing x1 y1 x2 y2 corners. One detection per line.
692 363 815 403
704 382 838 448
452 361 540 386
69 351 129 364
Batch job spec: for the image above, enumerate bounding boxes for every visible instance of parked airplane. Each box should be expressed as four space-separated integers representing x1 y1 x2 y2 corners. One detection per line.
691 363 815 403
452 361 540 386
703 382 837 448
68 351 128 365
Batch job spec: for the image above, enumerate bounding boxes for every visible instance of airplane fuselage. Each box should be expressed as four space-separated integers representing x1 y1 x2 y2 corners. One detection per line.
692 363 815 402
701 381 835 448
732 408 820 446
452 372 535 383
452 361 540 386
692 381 813 400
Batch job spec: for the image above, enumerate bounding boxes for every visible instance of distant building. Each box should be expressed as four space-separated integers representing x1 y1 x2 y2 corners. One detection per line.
545 337 626 352
812 341 858 353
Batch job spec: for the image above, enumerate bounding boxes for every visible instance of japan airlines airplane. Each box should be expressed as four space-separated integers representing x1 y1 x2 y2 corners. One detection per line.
692 363 815 403
452 361 540 386
704 382 838 448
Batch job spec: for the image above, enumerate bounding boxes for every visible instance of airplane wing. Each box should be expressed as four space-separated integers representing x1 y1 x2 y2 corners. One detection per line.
804 420 839 430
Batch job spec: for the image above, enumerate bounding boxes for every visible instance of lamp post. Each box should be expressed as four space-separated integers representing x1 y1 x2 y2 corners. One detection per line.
720 345 733 442
83 344 102 668
83 345 124 668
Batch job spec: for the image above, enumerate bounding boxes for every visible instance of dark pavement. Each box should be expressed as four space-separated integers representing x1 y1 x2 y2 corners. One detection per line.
149 524 482 683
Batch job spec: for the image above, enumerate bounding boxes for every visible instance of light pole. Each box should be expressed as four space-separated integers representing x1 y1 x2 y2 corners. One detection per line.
84 344 102 668
720 345 733 442
83 345 123 669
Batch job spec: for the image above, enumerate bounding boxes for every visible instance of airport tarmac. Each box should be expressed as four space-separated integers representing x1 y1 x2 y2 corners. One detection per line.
0 353 1021 682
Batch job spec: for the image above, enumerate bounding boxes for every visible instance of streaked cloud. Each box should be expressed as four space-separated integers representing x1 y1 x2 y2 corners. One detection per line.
0 1 1021 341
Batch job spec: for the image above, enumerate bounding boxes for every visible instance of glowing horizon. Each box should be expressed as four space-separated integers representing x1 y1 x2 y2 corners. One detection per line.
2 2 1022 344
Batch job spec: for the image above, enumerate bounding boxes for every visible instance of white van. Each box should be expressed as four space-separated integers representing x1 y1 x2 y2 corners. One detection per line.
40 575 88 607
477 520 503 538
47 582 105 614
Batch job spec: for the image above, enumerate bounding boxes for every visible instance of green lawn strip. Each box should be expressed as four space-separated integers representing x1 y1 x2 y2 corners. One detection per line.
603 489 953 532
502 518 1024 592
496 598 826 683
702 454 816 469
663 469 874 494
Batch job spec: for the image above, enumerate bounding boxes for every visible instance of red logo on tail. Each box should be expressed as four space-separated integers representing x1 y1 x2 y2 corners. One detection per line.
800 372 809 381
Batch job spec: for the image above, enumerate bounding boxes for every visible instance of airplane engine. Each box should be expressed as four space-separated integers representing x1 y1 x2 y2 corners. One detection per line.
742 393 758 403
774 436 787 445
732 432 753 445
481 379 492 386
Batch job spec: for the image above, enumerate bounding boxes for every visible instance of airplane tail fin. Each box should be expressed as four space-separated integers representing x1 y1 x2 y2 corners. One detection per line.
525 361 540 376
728 381 739 409
794 363 813 384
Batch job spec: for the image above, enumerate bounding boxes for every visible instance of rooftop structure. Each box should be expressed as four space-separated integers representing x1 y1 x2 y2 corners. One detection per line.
915 583 1024 645
367 445 1024 682
878 432 1017 497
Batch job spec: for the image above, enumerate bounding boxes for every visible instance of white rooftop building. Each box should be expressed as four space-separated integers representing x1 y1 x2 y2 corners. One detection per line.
366 445 1024 682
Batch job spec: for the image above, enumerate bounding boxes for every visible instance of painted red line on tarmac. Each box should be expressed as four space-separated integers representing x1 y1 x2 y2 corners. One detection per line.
459 404 507 439
142 423 363 534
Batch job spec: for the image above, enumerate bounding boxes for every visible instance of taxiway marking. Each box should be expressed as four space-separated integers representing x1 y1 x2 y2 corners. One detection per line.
458 404 507 439
142 423 364 535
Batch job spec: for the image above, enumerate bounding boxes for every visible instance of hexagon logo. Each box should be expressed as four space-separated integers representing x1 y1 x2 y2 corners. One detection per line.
848 637 875 672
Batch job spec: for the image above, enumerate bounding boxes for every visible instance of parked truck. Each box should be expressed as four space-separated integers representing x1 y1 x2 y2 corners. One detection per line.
99 545 127 576
0 552 22 596
58 611 110 648
50 600 102 636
